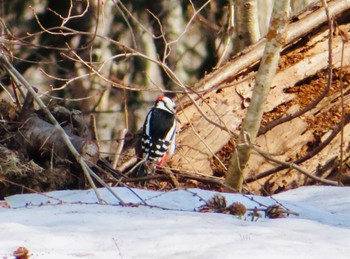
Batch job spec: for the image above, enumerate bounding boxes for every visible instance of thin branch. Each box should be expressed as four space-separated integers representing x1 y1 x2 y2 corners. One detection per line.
111 129 128 169
245 113 350 183
258 75 331 135
252 146 338 186
185 0 350 101
0 51 126 205
180 105 228 170
259 0 336 135
335 23 349 184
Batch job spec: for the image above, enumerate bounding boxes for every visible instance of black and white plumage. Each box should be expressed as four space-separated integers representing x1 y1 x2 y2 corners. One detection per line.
141 96 177 167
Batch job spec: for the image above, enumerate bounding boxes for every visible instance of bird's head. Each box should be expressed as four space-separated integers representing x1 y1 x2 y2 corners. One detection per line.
154 96 176 114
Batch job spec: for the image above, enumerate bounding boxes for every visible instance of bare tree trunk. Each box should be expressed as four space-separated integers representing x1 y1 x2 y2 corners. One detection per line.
171 0 350 179
92 0 118 155
162 0 189 85
234 0 261 53
225 0 291 191
291 0 317 14
257 0 274 37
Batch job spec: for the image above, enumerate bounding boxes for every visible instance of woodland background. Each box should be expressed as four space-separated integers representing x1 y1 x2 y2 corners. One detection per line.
0 0 349 198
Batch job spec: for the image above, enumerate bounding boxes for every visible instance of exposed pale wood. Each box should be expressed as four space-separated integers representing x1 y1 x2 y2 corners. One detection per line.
234 0 260 52
225 0 291 191
171 18 350 177
178 0 350 106
247 121 350 194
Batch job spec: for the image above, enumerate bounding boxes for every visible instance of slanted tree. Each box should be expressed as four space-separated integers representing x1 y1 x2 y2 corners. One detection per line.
225 0 291 191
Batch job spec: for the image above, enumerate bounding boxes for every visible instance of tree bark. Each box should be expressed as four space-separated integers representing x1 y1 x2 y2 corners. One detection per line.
177 0 350 106
234 0 261 53
225 0 290 191
18 115 99 166
170 0 350 192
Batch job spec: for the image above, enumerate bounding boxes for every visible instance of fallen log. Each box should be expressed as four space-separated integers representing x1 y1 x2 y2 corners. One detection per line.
169 1 350 193
18 114 99 166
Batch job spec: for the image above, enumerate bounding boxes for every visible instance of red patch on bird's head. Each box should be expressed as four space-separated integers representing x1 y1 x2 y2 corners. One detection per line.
157 96 165 101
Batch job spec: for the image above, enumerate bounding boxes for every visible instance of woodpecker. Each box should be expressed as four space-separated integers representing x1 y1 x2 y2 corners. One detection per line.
141 96 177 168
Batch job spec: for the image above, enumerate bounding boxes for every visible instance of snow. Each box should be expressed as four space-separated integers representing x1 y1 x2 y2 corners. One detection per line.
0 186 349 259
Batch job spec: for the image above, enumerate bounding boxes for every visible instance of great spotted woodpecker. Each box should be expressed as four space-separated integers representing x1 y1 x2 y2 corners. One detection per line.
141 96 177 168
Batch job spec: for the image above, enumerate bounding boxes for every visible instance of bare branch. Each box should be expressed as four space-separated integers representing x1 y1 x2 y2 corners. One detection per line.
252 146 338 186
0 51 125 205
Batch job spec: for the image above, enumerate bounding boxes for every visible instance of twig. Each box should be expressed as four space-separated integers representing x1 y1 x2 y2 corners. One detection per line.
258 74 330 135
161 166 180 188
245 113 350 183
178 99 228 170
163 0 211 60
112 237 124 259
111 129 128 169
0 51 126 205
335 24 349 184
0 179 67 204
117 157 138 173
173 169 224 186
321 0 338 185
0 51 103 201
252 146 338 186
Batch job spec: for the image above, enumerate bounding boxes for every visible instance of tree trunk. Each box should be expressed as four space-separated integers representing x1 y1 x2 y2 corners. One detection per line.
170 0 350 193
225 0 290 191
234 0 261 53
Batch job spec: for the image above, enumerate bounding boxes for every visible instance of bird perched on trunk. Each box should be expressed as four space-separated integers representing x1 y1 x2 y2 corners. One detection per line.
137 96 177 173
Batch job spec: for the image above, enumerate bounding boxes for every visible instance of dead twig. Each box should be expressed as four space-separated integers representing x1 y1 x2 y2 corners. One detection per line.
0 51 126 205
335 23 349 184
161 166 180 188
245 114 350 183
111 129 128 169
252 146 338 186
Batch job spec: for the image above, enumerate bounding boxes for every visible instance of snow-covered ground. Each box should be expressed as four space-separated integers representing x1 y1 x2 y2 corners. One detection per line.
0 186 349 259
